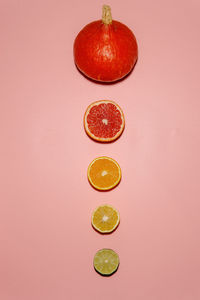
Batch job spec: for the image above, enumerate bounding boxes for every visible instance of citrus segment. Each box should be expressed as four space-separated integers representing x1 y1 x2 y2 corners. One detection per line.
87 156 121 190
93 248 119 276
84 100 125 142
92 205 120 233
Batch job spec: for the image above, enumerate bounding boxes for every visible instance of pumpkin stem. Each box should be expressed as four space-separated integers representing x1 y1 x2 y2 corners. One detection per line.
102 5 112 25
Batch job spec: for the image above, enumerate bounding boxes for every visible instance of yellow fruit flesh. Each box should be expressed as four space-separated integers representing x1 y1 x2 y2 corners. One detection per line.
92 205 119 233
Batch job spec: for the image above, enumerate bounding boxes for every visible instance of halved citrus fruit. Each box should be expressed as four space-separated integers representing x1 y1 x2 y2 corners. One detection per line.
84 100 125 142
87 156 121 191
92 204 120 233
93 248 120 276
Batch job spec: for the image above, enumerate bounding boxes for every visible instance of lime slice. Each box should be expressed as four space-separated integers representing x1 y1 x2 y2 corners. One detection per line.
93 248 119 276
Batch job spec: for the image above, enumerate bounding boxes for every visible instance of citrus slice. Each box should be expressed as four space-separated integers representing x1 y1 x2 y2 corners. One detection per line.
84 100 125 142
93 248 120 276
87 156 121 190
92 204 120 233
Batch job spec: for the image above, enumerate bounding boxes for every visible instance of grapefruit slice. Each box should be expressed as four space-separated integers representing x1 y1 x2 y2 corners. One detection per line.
93 248 120 276
92 204 120 233
84 100 125 142
87 156 121 191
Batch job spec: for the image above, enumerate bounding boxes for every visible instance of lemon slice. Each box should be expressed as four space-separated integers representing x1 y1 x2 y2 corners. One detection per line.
87 156 121 191
92 204 120 233
93 248 119 276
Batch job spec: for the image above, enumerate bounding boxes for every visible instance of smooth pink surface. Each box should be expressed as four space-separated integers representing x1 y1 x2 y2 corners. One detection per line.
0 0 200 299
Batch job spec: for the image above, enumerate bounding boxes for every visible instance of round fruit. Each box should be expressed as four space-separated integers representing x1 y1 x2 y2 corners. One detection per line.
93 248 119 276
74 5 138 82
92 204 120 233
87 156 121 191
84 100 125 142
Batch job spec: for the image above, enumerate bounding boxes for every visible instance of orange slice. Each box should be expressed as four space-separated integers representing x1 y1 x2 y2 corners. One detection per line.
93 248 120 276
84 100 125 142
87 156 121 190
92 204 120 233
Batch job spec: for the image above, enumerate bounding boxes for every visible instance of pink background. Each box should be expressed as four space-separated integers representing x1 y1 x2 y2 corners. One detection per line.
0 0 200 299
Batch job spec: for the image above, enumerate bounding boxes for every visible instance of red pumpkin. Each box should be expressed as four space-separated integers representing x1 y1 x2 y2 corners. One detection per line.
73 5 138 82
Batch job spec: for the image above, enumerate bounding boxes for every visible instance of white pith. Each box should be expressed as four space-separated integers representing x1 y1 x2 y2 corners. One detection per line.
101 170 107 176
102 215 109 222
102 118 108 125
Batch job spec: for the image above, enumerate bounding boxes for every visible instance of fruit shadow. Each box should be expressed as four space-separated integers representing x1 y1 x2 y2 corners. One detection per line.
75 59 138 85
94 265 119 277
85 132 124 144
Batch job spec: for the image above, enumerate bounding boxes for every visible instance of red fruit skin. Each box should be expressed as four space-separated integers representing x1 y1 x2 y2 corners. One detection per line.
74 20 138 82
